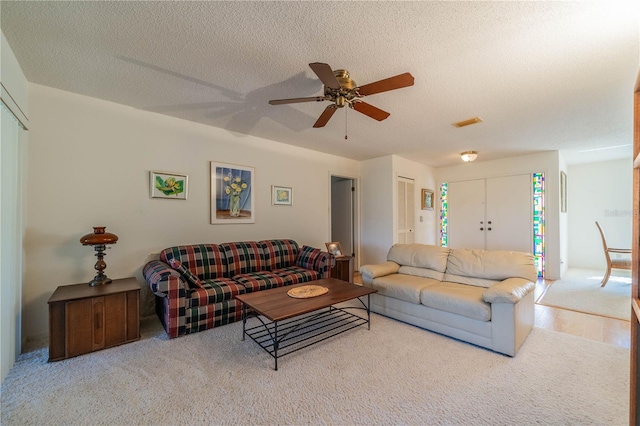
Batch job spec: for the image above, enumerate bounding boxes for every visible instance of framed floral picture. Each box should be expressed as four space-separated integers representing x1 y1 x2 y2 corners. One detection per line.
150 171 188 200
272 185 293 206
211 162 255 224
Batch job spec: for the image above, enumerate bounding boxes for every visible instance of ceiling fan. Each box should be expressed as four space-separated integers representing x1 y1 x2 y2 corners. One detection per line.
268 62 414 128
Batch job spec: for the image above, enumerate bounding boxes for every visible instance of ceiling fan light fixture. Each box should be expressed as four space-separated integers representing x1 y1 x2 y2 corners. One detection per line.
461 151 478 162
453 117 483 128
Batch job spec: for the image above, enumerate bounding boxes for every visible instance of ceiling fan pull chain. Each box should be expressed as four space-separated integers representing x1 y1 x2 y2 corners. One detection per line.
345 107 348 140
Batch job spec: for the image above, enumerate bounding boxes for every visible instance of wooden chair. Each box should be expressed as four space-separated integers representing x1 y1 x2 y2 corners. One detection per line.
595 221 632 287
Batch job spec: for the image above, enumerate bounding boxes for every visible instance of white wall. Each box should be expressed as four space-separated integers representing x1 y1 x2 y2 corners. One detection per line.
24 84 360 340
360 155 437 265
437 151 563 279
0 30 28 384
361 156 394 265
559 154 569 276
567 158 633 269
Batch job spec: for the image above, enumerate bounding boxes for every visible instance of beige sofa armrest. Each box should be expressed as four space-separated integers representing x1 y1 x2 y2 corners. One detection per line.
483 277 535 304
359 262 400 283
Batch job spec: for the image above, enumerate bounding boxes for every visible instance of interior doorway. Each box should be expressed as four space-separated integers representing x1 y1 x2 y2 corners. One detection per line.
330 175 358 266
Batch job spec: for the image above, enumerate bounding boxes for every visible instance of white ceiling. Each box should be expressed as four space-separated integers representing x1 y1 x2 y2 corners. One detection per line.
2 1 638 167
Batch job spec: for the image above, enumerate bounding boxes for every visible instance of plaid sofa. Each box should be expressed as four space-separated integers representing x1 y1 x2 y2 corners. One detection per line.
143 239 334 338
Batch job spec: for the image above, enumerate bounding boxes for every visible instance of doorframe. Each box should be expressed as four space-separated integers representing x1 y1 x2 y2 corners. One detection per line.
328 172 360 269
629 68 639 425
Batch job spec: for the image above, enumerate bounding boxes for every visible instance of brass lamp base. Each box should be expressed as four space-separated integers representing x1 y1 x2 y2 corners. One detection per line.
89 275 113 287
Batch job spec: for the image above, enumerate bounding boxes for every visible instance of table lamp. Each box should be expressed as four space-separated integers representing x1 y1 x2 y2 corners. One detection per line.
80 226 119 286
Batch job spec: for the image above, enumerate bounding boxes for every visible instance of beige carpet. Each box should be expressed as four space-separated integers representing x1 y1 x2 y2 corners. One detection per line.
1 311 629 425
538 268 631 320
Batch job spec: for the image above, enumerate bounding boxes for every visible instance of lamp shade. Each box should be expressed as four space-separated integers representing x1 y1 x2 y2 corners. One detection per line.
460 151 478 162
80 226 118 245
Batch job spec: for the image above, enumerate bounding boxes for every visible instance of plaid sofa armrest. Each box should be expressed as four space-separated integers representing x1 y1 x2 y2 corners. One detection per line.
315 251 335 279
295 246 335 279
143 260 189 296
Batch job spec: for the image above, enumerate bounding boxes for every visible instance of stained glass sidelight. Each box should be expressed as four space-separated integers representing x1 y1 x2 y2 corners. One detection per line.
440 183 448 247
533 173 545 277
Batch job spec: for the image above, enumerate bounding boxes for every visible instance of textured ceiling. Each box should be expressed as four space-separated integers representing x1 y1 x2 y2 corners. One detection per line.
2 1 639 167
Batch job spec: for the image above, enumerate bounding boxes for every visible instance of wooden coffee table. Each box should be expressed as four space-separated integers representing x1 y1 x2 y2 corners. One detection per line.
235 278 377 370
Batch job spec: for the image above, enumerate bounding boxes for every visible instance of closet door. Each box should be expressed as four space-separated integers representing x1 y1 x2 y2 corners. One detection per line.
486 174 533 253
448 179 486 249
448 175 532 253
397 177 415 244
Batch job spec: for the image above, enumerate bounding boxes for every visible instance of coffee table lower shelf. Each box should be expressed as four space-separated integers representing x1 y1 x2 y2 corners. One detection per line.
241 301 371 370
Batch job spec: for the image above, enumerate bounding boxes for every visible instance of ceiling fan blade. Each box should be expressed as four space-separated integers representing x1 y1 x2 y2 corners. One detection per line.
357 72 415 96
309 62 341 89
313 105 338 128
351 101 390 121
268 96 327 105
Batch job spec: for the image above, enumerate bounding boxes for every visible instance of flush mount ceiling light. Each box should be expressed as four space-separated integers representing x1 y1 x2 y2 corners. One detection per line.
452 117 483 128
461 151 478 162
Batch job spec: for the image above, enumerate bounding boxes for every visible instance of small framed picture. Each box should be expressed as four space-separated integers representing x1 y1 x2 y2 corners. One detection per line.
150 171 188 200
272 185 293 206
325 241 345 258
421 188 434 210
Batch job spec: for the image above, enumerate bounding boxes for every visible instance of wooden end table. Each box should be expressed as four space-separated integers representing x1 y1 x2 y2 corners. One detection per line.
331 255 354 283
48 277 140 361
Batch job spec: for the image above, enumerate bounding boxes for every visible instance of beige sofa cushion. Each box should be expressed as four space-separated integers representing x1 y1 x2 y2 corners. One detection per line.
442 273 500 289
446 248 537 284
398 265 445 281
420 282 491 322
387 244 450 273
368 274 440 304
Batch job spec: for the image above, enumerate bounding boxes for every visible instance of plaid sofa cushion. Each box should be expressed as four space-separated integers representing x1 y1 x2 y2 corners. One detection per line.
232 271 286 292
188 278 246 307
260 239 299 270
273 266 319 285
160 244 227 279
167 258 203 288
220 241 264 277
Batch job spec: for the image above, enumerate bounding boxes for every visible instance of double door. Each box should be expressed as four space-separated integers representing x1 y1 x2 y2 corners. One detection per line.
448 174 532 254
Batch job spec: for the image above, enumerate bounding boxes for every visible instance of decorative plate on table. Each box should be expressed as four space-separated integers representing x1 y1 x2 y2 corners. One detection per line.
287 285 329 299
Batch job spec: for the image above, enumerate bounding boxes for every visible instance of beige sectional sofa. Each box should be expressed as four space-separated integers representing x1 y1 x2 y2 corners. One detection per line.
359 244 538 356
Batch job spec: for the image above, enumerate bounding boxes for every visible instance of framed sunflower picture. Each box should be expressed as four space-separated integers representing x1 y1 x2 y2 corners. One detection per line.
150 171 188 200
211 161 255 224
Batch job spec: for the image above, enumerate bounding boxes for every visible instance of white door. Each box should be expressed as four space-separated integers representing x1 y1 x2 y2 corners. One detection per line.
486 174 532 253
448 174 533 253
448 179 486 249
397 177 415 244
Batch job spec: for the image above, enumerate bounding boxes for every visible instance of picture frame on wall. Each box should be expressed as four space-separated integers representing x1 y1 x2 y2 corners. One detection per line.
211 162 255 224
272 185 293 206
421 188 434 210
560 171 567 213
150 171 188 200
